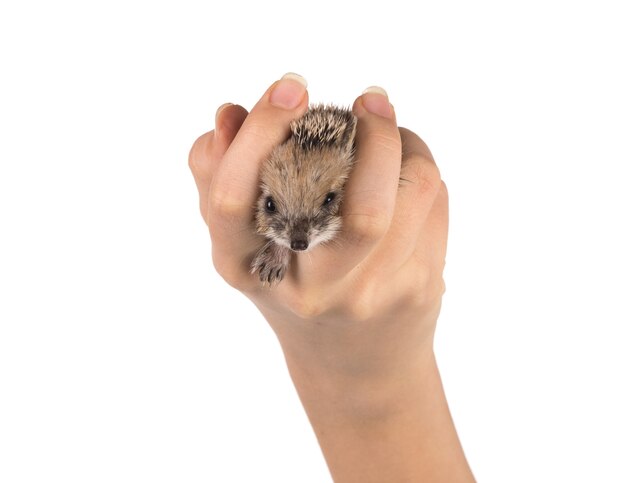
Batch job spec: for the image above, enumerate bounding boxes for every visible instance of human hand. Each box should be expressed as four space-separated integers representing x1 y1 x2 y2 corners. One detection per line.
189 73 445 379
189 74 472 482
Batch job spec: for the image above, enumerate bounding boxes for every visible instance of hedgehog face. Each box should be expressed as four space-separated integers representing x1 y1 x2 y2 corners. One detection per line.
256 141 353 252
255 105 357 254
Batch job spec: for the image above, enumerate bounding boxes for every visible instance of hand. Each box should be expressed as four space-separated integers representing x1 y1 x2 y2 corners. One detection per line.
189 74 473 482
190 75 445 386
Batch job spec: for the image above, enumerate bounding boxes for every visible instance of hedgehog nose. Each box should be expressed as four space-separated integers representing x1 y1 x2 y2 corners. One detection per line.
290 239 308 251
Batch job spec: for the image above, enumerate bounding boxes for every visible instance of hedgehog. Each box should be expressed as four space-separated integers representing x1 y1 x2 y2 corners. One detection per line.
250 104 357 285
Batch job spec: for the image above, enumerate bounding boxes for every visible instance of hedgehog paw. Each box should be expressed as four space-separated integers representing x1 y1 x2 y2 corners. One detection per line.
251 244 290 286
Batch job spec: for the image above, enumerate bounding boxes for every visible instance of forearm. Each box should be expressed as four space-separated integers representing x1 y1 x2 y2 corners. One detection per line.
275 314 474 483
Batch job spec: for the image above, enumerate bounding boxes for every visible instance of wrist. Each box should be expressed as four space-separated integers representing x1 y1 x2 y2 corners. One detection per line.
263 303 441 417
283 341 437 421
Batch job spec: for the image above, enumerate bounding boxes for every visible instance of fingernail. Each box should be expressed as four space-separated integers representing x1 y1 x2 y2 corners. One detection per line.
215 103 233 139
269 73 307 109
361 86 393 119
216 102 233 118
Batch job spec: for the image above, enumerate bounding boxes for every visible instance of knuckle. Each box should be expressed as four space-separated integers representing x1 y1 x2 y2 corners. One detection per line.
402 155 441 196
211 251 247 289
337 276 379 322
344 291 376 322
359 129 401 156
237 113 296 157
239 117 271 145
405 261 444 309
344 209 392 245
288 294 324 320
188 133 211 175
209 189 249 221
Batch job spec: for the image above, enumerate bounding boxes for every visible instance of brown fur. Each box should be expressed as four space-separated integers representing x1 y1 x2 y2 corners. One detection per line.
251 104 357 285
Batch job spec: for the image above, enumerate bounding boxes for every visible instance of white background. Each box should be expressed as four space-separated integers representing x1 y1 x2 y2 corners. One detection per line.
1 1 625 482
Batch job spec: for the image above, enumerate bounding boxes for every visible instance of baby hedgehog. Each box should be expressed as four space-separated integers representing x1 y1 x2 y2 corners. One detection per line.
251 104 357 285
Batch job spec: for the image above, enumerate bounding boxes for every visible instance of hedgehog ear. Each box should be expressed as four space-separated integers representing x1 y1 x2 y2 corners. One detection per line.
341 117 357 156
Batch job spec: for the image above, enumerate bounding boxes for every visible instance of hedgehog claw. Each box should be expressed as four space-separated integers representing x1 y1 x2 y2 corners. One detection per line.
251 243 291 286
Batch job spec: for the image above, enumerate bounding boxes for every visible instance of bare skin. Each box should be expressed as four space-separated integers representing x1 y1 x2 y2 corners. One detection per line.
188 74 475 483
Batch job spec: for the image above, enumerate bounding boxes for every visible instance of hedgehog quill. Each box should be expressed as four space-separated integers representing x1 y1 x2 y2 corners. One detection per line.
251 104 357 285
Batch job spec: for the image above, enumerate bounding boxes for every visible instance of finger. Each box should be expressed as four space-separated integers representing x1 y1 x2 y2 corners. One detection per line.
373 128 442 269
308 87 402 280
214 103 250 159
369 180 449 323
207 73 309 283
188 103 248 223
426 180 449 266
189 103 247 189
403 180 449 307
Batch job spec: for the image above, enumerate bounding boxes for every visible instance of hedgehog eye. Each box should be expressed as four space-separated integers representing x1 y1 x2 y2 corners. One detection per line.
265 197 277 213
323 192 336 206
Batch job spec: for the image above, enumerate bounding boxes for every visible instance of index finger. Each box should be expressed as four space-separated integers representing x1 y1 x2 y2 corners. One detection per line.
207 74 309 284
